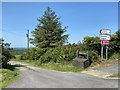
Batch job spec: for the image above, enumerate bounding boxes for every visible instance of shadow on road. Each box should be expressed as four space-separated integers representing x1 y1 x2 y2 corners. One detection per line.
12 64 24 68
3 64 25 71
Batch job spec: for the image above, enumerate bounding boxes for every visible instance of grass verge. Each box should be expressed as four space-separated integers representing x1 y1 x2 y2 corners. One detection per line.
40 63 84 72
0 66 20 88
12 59 84 72
109 74 120 78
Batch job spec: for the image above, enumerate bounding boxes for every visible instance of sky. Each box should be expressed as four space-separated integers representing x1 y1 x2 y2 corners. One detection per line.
2 2 118 48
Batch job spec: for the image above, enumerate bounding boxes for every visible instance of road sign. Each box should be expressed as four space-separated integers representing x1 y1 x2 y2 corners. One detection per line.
100 29 111 60
102 40 110 45
100 35 111 40
100 29 111 35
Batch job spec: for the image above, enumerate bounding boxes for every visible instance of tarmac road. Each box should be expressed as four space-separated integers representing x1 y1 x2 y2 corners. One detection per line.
7 61 118 88
97 63 118 74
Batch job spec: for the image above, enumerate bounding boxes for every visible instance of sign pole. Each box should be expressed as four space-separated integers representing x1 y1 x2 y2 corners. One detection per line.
101 41 103 60
106 45 108 60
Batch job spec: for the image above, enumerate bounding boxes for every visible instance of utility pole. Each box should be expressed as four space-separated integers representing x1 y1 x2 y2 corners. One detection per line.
26 29 29 52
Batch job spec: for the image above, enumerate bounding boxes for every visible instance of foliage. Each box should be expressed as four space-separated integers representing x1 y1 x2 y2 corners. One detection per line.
20 48 47 60
30 7 68 48
83 36 101 55
1 68 20 88
88 51 100 62
39 45 77 63
20 43 100 64
109 29 120 53
109 53 120 60
20 52 28 60
0 39 14 68
20 44 77 63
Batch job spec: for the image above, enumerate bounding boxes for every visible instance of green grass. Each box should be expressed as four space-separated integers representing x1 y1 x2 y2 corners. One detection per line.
0 67 20 88
109 53 120 60
12 59 84 72
109 74 120 78
40 63 84 72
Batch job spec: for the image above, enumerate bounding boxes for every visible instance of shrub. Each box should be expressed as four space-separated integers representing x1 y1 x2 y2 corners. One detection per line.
20 48 47 60
20 44 100 64
20 52 28 60
39 48 60 63
0 39 14 68
39 45 77 63
88 50 100 62
109 53 120 60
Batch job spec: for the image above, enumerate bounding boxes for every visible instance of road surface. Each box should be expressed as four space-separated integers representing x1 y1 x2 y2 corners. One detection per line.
7 61 118 88
97 64 118 74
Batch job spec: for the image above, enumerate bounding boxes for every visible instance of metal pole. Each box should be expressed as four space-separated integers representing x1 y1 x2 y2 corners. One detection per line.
101 41 103 60
106 45 108 60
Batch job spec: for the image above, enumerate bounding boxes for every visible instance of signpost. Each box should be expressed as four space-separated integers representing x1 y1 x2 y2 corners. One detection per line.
101 43 104 60
106 45 108 60
100 29 111 60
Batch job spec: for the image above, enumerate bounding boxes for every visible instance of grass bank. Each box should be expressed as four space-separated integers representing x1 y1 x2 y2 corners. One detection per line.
12 59 84 72
0 65 20 89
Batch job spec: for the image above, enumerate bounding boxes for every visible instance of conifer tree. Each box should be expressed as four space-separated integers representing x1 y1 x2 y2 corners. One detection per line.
31 7 68 48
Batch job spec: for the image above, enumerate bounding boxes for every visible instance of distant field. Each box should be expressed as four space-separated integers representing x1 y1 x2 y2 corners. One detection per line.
11 48 27 55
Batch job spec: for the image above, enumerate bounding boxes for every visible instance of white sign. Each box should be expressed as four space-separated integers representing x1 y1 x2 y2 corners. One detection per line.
100 35 111 40
100 29 111 35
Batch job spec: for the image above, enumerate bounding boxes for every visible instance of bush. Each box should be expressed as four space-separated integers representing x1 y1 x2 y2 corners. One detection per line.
20 44 100 64
39 48 60 63
39 45 77 63
20 48 47 60
88 51 100 62
109 53 120 60
20 52 28 60
0 39 14 68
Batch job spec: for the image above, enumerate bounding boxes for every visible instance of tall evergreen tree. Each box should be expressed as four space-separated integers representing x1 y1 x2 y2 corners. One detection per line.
31 7 68 48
